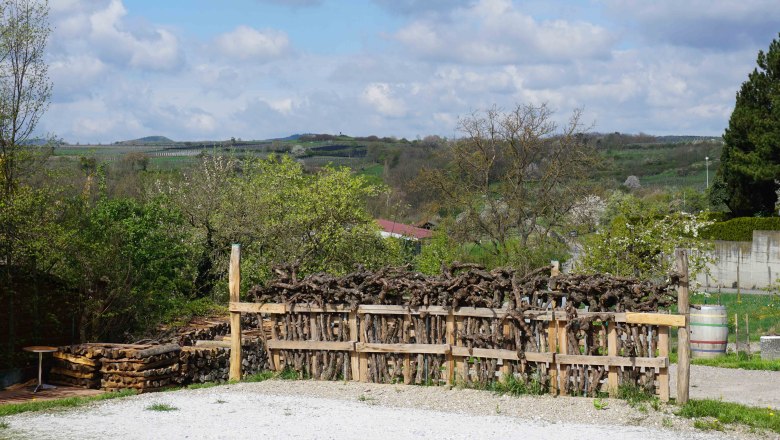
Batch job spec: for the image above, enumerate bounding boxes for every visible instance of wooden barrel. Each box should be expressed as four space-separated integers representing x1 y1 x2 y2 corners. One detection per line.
689 305 728 358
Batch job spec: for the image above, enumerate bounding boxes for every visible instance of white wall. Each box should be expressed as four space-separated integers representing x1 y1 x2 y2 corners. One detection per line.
697 230 780 289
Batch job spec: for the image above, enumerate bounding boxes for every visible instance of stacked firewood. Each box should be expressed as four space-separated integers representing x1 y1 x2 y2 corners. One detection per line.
50 344 103 389
171 315 262 346
177 340 267 385
98 344 181 392
248 263 679 312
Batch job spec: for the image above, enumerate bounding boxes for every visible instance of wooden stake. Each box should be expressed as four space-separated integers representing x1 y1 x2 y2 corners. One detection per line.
548 301 558 395
607 321 619 397
228 244 242 381
675 248 690 404
349 312 360 381
658 326 670 402
446 312 455 385
735 313 739 354
745 314 750 355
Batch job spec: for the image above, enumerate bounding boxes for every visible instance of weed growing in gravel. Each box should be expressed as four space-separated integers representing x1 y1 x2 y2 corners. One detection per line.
662 418 674 428
617 384 657 412
0 421 8 429
677 399 780 434
244 371 275 382
214 400 227 404
357 394 376 403
693 419 725 431
593 398 608 410
187 382 222 390
491 373 546 396
145 403 178 412
279 367 301 380
0 390 136 417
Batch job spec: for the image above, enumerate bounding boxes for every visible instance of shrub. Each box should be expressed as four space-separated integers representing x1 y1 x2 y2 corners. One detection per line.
700 217 780 241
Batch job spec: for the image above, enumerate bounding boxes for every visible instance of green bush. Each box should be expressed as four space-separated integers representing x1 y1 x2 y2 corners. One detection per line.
700 217 780 241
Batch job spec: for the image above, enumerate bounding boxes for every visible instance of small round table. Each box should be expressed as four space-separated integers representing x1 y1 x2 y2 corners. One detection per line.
23 346 58 393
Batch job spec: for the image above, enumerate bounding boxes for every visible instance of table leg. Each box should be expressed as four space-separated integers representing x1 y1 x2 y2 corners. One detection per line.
34 352 42 393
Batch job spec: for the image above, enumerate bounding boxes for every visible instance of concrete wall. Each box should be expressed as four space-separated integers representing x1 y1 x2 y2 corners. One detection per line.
697 230 780 290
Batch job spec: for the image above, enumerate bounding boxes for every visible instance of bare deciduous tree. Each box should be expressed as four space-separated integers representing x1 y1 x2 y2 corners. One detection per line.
0 0 51 197
419 103 598 261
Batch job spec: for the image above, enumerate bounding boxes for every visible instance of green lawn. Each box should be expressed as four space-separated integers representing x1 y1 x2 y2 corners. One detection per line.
692 292 780 342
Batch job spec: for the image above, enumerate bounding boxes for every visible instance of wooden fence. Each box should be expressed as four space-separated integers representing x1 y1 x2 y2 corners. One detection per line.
228 245 692 402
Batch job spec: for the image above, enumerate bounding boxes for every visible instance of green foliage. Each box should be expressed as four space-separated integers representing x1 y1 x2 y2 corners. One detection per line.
716 33 780 216
243 371 276 382
692 292 779 342
416 230 457 275
593 398 609 410
59 197 196 341
578 193 713 281
490 372 546 396
0 390 136 417
699 216 780 241
677 399 780 434
691 352 780 371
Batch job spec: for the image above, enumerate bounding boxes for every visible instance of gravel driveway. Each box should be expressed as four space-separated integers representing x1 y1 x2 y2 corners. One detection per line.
670 364 780 408
2 379 775 440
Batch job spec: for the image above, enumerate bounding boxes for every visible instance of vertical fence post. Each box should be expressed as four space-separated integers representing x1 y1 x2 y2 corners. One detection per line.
349 311 360 381
228 244 242 381
658 326 670 402
607 321 619 396
548 301 558 395
446 311 455 385
675 248 690 404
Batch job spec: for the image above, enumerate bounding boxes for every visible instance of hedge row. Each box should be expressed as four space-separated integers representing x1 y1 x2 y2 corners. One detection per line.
700 217 780 241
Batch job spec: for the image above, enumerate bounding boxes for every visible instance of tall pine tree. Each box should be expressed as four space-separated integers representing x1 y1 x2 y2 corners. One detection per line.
713 33 780 216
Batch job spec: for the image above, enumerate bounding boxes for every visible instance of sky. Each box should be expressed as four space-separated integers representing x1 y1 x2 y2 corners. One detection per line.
42 0 780 143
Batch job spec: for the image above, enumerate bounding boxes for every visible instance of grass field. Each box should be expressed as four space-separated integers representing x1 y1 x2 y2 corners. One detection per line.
692 292 780 342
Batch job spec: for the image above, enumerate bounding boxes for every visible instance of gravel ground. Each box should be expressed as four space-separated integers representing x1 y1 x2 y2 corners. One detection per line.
670 364 780 408
1 379 775 440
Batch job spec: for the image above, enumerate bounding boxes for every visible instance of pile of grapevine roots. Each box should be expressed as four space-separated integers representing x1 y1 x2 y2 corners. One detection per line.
248 264 681 395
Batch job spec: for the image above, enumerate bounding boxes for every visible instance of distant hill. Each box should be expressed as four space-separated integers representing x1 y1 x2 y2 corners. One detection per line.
116 136 175 145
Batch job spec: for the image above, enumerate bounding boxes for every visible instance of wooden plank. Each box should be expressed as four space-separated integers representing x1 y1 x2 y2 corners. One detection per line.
195 340 231 348
403 315 412 385
607 321 619 397
288 304 353 313
230 302 286 314
357 305 449 316
446 313 455 385
501 321 511 382
450 347 554 363
349 312 360 381
557 354 667 368
676 248 691 404
454 316 464 384
265 340 356 351
452 307 509 318
355 343 450 355
558 319 568 396
547 319 558 395
626 312 685 327
658 326 670 402
229 244 242 381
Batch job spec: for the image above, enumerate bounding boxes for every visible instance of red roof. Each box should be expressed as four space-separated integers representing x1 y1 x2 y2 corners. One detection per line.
377 219 433 240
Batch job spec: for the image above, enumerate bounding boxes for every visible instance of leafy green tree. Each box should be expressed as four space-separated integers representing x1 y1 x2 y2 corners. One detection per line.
577 193 713 282
162 154 401 296
59 197 196 341
714 33 780 216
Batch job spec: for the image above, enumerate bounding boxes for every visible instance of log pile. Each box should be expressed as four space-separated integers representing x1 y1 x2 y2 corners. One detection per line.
99 344 181 392
177 340 267 385
50 344 103 389
248 263 679 312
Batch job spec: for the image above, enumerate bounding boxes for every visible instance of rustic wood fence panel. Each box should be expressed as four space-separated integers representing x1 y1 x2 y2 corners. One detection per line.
227 245 690 402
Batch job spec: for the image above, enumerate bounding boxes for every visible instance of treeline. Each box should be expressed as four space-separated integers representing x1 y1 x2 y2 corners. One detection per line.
0 152 405 369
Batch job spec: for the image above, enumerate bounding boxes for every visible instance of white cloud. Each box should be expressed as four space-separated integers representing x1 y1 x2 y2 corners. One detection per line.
214 26 290 61
395 0 615 64
361 83 407 118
